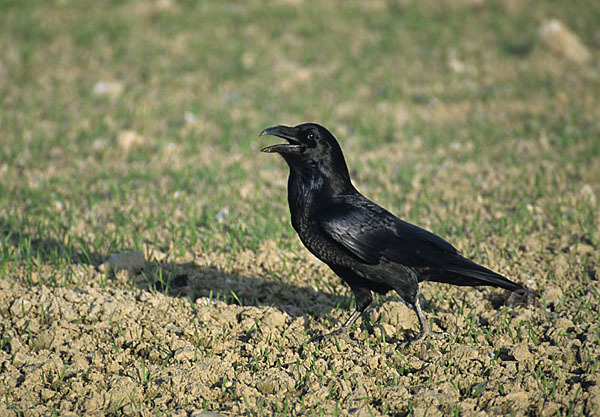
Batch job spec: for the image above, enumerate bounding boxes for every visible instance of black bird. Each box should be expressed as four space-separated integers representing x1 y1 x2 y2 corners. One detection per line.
260 123 528 342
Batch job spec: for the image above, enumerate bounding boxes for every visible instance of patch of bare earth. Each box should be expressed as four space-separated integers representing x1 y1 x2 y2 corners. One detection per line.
1 218 599 416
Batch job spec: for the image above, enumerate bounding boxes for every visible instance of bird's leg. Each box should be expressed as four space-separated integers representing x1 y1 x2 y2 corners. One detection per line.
311 287 372 342
341 309 363 328
405 296 449 345
413 296 433 338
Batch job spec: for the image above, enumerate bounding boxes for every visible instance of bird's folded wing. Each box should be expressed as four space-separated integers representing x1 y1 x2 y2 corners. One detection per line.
319 195 459 267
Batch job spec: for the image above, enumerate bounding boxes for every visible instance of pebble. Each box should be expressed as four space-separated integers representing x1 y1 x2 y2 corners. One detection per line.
512 342 532 362
190 412 227 417
539 19 591 64
116 130 145 153
10 298 32 317
99 251 146 273
174 345 197 362
261 309 288 327
92 81 124 98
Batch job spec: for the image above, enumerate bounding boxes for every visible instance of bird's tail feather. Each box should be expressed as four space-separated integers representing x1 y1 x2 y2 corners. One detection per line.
420 255 524 292
442 266 524 292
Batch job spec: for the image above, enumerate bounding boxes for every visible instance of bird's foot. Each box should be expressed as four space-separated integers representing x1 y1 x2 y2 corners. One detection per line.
402 330 450 348
310 327 352 343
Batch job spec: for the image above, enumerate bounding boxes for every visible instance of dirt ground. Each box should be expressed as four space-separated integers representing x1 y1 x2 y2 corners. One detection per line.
1 232 599 416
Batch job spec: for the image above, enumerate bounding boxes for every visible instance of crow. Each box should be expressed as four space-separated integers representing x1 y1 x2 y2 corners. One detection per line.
260 122 530 342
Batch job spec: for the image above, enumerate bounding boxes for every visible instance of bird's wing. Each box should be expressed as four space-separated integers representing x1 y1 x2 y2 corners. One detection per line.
319 195 460 267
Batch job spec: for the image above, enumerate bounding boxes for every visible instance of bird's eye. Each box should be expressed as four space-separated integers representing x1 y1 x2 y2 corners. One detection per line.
305 132 317 147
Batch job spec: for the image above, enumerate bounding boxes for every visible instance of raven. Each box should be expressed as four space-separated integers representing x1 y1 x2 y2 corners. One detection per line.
260 123 529 342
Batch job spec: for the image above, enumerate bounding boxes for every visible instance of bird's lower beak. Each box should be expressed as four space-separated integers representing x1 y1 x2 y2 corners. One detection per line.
260 125 303 154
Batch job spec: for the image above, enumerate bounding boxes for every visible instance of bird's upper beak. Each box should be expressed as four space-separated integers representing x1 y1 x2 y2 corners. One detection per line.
259 125 303 154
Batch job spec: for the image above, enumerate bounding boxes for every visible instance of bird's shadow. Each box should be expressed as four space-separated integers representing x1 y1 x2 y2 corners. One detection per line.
133 259 352 321
0 219 351 321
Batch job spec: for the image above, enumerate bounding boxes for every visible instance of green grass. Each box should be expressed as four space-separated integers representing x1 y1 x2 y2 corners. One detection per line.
1 0 599 416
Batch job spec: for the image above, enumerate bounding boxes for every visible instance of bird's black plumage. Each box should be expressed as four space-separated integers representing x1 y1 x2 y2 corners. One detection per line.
260 123 528 341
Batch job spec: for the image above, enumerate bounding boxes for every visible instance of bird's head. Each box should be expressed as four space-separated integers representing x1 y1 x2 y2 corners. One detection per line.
261 122 348 163
260 122 354 193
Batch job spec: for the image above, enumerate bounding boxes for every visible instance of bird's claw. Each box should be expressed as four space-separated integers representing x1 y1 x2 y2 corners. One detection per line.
402 330 450 348
310 327 352 343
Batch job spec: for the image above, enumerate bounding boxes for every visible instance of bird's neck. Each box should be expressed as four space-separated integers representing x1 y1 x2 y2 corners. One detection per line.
287 163 356 228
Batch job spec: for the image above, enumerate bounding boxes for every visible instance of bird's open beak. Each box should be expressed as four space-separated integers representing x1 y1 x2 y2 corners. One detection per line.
259 125 303 154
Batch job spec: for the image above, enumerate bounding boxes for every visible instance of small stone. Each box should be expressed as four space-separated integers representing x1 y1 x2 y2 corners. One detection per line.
12 352 39 367
174 346 197 362
579 184 596 205
511 342 531 362
552 256 569 277
92 138 108 152
454 345 479 361
256 378 278 395
216 207 229 223
555 317 574 332
448 56 465 73
184 112 197 124
41 388 55 400
10 298 32 317
504 391 529 406
34 329 56 350
92 81 123 98
116 130 144 153
373 323 395 340
541 402 562 417
58 413 79 417
545 287 563 303
156 0 175 11
99 251 146 273
114 269 131 283
0 278 11 292
261 309 288 327
190 412 227 417
143 244 167 262
539 19 591 64
504 361 517 374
